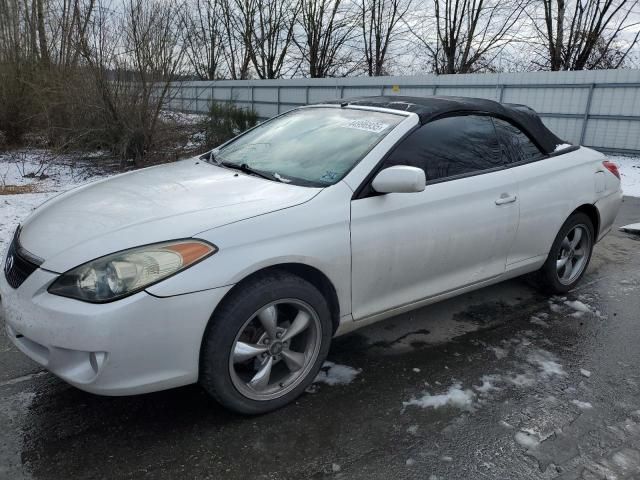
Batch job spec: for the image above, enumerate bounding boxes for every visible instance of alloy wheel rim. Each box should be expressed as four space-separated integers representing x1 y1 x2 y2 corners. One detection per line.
229 299 322 401
556 224 591 285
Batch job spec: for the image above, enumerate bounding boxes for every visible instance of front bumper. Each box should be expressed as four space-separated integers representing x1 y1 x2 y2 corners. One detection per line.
0 267 232 395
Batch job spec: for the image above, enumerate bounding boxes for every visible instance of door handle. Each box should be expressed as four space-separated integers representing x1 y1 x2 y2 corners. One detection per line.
495 193 517 205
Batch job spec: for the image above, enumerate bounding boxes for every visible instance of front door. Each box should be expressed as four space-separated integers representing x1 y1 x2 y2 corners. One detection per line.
350 114 520 320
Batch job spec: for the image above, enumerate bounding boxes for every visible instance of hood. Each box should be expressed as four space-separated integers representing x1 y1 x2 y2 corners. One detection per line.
19 159 320 272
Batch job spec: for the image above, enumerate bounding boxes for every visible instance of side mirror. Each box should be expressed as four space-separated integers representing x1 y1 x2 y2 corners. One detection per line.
371 166 426 194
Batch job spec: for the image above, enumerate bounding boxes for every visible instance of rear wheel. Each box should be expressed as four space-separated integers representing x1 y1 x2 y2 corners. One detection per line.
537 212 594 294
199 271 332 414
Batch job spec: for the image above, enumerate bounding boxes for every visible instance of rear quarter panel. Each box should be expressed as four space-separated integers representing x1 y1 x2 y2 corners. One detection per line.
594 156 623 240
507 147 606 266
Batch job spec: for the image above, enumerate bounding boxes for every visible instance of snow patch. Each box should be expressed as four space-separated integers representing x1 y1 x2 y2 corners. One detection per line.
314 361 361 386
515 431 540 449
609 155 640 197
549 302 563 313
500 420 514 429
620 222 640 234
554 143 573 152
274 172 291 183
526 349 566 377
571 399 593 409
160 110 206 125
474 375 501 394
403 383 475 410
564 300 591 313
530 316 549 328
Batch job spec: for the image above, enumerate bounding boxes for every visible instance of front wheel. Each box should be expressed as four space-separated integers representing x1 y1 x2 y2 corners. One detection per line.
199 271 332 414
537 212 595 294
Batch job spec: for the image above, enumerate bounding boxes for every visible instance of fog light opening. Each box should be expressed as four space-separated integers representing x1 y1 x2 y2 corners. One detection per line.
89 351 107 374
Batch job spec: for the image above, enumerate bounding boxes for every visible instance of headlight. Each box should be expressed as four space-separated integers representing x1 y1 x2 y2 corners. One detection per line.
48 240 217 303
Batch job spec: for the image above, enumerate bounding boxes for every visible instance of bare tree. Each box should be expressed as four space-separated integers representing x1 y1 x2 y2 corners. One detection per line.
1 0 96 143
408 0 530 74
583 33 636 68
219 0 253 79
79 0 185 164
0 0 47 66
0 0 38 143
181 0 224 79
0 0 95 68
48 0 97 68
123 0 185 160
0 0 27 63
534 0 640 70
247 0 301 78
359 0 412 76
36 0 51 65
295 0 358 77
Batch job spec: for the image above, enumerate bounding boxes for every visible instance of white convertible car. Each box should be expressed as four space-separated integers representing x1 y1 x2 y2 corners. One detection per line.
0 96 622 414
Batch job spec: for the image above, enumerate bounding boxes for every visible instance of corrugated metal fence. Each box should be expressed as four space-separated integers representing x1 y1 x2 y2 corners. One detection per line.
166 69 640 155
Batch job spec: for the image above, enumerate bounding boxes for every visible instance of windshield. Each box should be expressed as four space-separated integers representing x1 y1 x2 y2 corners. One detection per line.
211 107 403 187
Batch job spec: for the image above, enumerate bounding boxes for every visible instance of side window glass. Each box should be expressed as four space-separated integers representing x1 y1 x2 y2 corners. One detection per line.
492 117 544 164
382 115 503 182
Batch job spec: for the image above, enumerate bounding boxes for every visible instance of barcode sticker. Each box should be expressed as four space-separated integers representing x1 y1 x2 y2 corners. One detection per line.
344 119 389 133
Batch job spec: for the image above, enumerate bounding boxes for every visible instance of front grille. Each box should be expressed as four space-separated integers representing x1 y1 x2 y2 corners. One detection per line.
4 232 40 289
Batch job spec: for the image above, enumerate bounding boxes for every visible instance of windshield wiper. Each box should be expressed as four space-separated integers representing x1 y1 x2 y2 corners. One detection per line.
239 163 275 181
219 161 281 182
199 150 220 165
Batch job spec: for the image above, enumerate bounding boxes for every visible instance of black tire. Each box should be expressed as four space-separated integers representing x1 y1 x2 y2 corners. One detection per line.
536 212 595 294
199 270 332 415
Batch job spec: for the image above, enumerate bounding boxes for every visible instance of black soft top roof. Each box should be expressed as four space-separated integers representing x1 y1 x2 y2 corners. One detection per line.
325 95 565 155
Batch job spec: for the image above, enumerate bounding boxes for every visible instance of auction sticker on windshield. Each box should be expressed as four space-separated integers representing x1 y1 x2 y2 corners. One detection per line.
344 119 390 133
